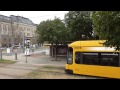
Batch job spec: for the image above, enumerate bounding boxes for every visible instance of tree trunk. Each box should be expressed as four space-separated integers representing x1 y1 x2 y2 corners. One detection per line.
55 41 58 61
51 43 53 57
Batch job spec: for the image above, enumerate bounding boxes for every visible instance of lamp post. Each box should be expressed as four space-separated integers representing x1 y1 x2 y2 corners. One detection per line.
21 31 25 53
0 30 2 60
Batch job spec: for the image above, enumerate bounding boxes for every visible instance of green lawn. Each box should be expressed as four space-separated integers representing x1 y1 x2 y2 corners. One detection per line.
19 65 99 79
0 59 16 64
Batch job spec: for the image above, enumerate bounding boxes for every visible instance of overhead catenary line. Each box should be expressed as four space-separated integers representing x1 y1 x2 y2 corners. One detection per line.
27 13 67 18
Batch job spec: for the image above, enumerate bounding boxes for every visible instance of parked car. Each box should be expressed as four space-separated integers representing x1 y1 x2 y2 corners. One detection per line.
12 45 21 49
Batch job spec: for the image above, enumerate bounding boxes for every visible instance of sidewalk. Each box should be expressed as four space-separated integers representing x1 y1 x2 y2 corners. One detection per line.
2 50 46 61
3 48 66 66
0 48 66 79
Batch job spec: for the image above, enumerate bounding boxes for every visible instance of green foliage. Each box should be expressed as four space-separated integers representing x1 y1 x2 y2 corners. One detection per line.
92 11 120 50
36 18 68 44
37 20 52 43
64 11 93 41
0 59 16 64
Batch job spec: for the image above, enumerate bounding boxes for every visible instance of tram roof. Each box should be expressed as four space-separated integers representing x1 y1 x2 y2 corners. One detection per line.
68 40 106 47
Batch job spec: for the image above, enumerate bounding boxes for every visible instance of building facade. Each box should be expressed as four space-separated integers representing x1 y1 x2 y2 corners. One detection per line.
0 14 37 47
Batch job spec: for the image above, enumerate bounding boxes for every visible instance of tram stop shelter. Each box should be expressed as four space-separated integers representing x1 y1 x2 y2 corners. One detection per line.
49 41 73 57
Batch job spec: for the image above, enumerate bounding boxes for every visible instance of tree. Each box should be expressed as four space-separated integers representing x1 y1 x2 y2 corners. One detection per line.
36 18 68 60
92 11 120 50
36 20 52 44
64 11 93 41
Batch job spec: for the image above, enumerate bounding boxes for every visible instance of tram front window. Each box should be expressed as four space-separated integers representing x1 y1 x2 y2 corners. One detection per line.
67 47 73 64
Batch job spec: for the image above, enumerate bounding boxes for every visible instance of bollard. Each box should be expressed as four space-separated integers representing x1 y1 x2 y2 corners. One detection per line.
0 48 2 60
15 53 17 60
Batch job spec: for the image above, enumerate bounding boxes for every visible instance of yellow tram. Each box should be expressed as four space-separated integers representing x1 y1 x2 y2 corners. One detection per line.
65 40 120 79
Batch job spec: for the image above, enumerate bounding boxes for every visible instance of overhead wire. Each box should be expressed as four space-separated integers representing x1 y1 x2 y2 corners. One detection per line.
27 12 68 18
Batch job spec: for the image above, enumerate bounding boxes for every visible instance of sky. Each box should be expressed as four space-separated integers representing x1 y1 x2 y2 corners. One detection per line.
0 11 68 24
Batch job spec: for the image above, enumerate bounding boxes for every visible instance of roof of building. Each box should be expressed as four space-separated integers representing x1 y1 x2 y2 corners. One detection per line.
0 15 11 23
0 14 35 26
10 15 35 26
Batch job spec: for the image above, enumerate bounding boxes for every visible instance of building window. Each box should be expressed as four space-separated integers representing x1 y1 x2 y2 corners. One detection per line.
0 24 1 30
27 33 30 36
1 24 3 31
3 31 6 35
6 25 8 35
9 32 12 36
15 38 17 42
9 38 11 42
9 44 11 47
4 38 6 42
6 25 8 30
3 25 7 30
4 44 6 47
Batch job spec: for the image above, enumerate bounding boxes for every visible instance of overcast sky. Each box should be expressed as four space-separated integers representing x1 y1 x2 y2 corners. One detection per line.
0 11 68 24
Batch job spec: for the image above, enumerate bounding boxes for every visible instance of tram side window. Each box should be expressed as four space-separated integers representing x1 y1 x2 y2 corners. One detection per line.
100 53 119 67
75 52 81 64
83 53 99 65
82 52 119 67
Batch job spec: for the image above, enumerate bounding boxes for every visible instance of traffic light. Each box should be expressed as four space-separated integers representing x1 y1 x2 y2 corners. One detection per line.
25 38 30 49
26 42 30 48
